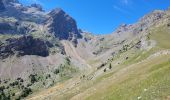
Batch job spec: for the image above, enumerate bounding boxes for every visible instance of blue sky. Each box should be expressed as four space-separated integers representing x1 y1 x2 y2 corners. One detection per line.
19 0 170 34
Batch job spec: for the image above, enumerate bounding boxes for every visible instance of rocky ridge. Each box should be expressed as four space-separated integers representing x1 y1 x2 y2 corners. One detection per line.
0 1 170 100
46 8 82 46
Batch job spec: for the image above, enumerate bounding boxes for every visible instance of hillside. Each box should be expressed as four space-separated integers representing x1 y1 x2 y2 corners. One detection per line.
26 9 170 100
0 0 170 100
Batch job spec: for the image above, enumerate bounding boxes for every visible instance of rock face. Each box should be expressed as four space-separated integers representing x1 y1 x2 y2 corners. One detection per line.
140 10 165 24
0 21 31 35
46 8 82 41
116 24 129 33
0 1 83 60
0 36 53 59
31 4 43 11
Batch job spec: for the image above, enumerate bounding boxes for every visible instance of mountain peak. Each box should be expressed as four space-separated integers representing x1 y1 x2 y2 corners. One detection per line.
139 10 165 23
48 8 66 17
46 8 82 45
31 3 43 11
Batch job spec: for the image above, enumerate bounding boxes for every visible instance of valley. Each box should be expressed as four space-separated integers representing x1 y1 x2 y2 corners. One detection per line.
0 0 170 100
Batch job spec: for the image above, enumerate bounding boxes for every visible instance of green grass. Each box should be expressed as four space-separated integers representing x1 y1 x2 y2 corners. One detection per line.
85 24 170 98
149 60 170 72
86 55 170 100
25 21 170 100
121 24 170 66
57 25 170 100
123 48 158 65
95 48 158 84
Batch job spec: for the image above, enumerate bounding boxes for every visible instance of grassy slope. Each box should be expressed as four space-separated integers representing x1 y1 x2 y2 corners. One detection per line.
86 55 170 100
83 24 170 100
52 24 170 100
27 23 170 100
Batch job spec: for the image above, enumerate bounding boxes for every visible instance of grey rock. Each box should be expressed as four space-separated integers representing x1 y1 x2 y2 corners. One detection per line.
46 8 82 41
116 24 129 33
0 35 53 59
31 4 43 11
0 21 30 35
115 10 166 36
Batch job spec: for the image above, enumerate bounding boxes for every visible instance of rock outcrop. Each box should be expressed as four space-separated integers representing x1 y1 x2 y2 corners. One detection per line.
0 21 33 35
0 35 53 59
46 8 82 41
31 4 43 11
115 10 166 36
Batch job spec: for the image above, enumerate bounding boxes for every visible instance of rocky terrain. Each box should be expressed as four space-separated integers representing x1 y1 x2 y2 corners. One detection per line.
0 0 170 100
0 35 53 59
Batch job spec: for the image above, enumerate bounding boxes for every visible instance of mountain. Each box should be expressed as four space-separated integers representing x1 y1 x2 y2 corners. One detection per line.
30 4 43 11
46 8 82 46
0 2 83 99
46 8 81 40
0 1 170 100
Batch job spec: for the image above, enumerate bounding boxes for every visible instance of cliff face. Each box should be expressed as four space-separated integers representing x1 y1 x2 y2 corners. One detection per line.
0 1 83 60
31 4 43 11
46 8 82 42
0 36 53 59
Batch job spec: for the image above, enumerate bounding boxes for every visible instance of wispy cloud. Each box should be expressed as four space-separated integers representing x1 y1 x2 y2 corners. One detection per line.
121 0 134 7
112 0 134 15
113 5 131 15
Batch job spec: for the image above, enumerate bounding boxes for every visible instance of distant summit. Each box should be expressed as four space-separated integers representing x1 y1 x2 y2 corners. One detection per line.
31 3 43 11
46 8 82 45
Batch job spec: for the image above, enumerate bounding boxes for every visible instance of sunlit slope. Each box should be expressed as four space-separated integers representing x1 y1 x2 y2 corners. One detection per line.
81 23 170 100
26 10 170 100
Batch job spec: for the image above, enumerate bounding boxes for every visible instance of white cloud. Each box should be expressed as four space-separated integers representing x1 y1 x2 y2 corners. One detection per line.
112 0 134 15
121 0 134 6
113 5 131 15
